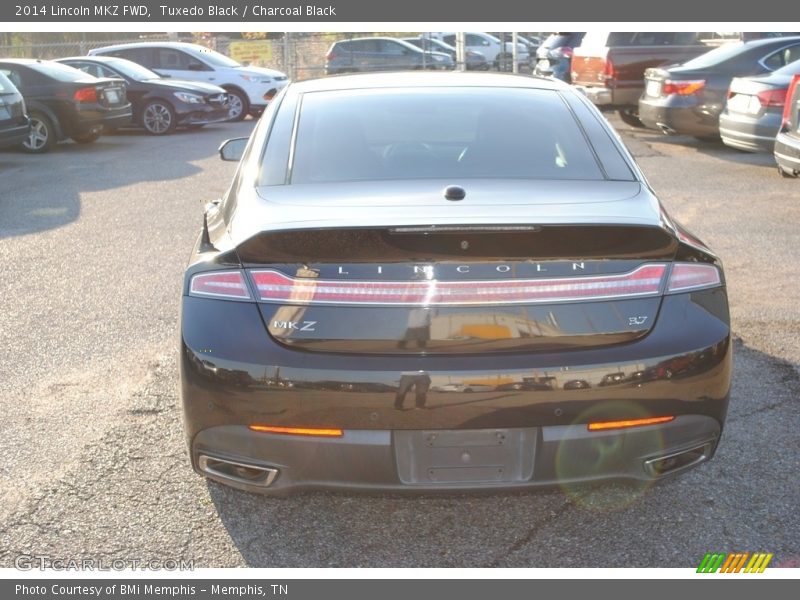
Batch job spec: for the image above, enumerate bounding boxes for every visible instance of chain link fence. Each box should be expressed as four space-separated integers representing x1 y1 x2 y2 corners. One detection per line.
0 32 543 80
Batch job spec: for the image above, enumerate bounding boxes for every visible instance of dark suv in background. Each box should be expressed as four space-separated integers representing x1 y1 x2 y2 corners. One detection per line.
571 32 737 127
532 33 585 82
0 71 30 149
325 37 454 75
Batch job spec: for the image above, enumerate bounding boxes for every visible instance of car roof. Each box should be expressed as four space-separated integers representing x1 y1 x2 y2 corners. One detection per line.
90 41 205 52
0 58 52 65
288 71 569 94
742 35 800 48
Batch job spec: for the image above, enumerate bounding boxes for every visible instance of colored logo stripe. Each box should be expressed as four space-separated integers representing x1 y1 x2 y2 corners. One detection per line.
697 552 773 573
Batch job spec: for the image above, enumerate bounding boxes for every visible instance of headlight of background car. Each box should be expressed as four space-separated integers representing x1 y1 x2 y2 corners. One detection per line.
174 92 204 104
433 55 444 62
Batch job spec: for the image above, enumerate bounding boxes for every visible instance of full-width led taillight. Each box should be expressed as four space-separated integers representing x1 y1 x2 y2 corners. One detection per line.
667 263 721 293
248 264 668 307
663 79 706 96
73 87 98 103
189 271 251 300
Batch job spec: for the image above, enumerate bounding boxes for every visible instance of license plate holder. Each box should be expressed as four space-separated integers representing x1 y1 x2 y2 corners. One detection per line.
104 88 120 104
394 428 536 485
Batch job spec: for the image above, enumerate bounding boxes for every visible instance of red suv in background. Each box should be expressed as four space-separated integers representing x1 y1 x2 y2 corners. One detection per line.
571 32 736 127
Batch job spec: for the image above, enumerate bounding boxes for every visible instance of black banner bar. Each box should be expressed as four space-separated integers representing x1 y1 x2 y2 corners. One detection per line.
2 0 799 22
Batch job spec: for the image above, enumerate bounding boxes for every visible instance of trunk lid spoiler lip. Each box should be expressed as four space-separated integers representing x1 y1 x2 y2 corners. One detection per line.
223 180 663 247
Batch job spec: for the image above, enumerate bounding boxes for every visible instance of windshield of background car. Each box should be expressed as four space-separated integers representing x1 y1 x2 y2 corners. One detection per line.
194 47 241 68
28 61 96 82
107 58 161 81
281 87 611 185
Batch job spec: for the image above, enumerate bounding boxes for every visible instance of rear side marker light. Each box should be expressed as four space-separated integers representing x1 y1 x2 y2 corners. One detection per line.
249 425 343 437
249 264 668 307
189 271 251 300
667 263 721 293
588 416 675 431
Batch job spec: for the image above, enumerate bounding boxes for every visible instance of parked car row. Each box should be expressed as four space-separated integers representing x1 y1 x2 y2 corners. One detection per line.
560 33 800 178
324 33 535 75
0 41 289 153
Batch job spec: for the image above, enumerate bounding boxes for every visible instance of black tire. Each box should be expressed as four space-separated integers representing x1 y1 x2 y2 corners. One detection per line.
618 108 645 128
141 100 177 135
225 89 249 122
21 111 56 154
71 131 102 144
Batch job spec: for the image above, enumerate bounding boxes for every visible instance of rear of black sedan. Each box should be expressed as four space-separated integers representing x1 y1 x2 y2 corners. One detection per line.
639 37 800 139
180 73 732 495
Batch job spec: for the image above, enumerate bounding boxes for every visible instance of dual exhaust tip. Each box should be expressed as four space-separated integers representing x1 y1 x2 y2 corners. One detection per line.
643 442 712 478
657 122 678 135
198 455 279 487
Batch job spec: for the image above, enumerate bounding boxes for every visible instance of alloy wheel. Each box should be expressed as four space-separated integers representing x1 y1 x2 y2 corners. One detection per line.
143 103 173 135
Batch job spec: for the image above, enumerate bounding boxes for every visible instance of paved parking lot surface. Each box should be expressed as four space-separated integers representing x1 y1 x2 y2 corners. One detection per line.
0 116 798 568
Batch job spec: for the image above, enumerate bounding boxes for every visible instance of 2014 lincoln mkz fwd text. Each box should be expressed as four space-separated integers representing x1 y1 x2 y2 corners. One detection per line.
179 73 731 494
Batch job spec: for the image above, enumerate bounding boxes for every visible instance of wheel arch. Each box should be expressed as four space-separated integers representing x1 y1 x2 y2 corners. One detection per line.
25 101 65 141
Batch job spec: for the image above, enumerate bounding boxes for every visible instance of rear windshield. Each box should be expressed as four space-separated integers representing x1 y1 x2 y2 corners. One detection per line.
679 42 747 69
29 61 95 82
287 87 606 184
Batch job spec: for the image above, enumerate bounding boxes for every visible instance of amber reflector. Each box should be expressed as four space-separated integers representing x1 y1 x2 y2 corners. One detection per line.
249 425 343 437
587 416 675 431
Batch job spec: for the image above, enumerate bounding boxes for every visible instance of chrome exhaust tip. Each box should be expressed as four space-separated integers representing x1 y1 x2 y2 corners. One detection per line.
198 455 279 487
643 442 713 477
657 122 678 135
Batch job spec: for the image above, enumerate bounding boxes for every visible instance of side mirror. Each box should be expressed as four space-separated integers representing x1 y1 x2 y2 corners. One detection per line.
218 137 248 162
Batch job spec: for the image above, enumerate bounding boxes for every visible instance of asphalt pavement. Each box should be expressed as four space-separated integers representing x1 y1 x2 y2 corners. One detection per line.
0 115 798 568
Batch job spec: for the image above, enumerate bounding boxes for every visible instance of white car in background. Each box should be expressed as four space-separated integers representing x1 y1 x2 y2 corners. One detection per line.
429 32 529 69
89 41 288 121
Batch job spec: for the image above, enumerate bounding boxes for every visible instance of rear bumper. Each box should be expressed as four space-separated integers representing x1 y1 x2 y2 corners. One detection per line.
193 416 721 494
639 97 721 137
69 106 133 135
572 85 641 109
180 288 732 493
719 111 780 153
775 131 800 173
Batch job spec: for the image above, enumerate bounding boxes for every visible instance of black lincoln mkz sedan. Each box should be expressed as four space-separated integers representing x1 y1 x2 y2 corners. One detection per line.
180 73 732 495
